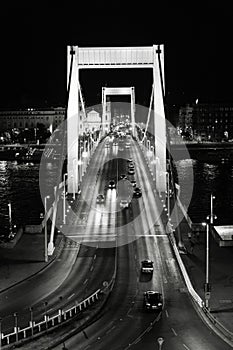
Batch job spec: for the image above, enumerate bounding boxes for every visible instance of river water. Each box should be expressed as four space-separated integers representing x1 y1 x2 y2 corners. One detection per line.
0 157 232 238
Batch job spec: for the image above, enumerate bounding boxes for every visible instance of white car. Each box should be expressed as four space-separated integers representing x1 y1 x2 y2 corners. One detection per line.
120 199 129 208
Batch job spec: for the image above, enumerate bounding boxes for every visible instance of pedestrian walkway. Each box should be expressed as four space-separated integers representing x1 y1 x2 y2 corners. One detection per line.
0 231 63 292
175 214 233 334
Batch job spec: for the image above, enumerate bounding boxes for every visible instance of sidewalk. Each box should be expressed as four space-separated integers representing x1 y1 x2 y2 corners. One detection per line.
0 231 63 293
175 214 233 334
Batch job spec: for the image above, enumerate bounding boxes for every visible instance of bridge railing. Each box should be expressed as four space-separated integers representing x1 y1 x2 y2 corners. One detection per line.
0 288 101 348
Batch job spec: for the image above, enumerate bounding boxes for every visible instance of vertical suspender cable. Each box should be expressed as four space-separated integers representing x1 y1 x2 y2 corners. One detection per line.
142 85 154 143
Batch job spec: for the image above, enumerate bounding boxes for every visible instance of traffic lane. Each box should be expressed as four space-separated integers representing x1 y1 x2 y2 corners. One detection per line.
0 244 99 332
52 211 164 350
52 238 163 350
130 294 232 350
122 140 233 349
0 240 78 317
0 142 114 330
52 241 140 350
31 246 115 320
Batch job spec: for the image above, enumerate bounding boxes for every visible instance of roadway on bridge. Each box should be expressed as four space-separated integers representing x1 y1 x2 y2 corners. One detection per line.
0 138 116 335
52 136 231 350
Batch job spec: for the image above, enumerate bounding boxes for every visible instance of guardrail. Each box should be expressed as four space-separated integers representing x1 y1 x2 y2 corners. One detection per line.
1 289 101 348
202 306 233 344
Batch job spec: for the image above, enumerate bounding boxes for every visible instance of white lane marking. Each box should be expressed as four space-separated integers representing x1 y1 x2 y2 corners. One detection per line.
106 325 116 334
165 309 169 318
94 254 96 260
83 279 88 285
183 344 191 350
171 327 177 336
90 265 94 271
134 337 141 344
68 293 75 300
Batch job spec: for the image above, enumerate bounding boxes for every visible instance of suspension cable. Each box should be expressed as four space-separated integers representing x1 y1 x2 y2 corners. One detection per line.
141 84 154 143
78 82 95 143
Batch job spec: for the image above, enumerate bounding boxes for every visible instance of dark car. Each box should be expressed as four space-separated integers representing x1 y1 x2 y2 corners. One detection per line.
141 260 154 274
96 194 105 203
108 180 116 189
133 187 142 197
130 180 137 187
119 174 127 180
128 162 134 169
143 291 163 311
128 168 135 175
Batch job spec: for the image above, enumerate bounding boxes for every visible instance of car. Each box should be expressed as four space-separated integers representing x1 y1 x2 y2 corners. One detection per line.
143 291 163 311
119 174 127 180
105 143 110 148
141 259 154 274
133 187 142 197
128 168 135 175
108 180 116 189
96 194 105 203
127 158 133 163
120 199 130 208
128 162 134 169
130 180 137 187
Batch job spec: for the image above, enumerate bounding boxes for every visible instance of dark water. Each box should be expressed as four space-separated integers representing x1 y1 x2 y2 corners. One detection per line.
176 159 233 225
0 161 59 237
0 157 233 238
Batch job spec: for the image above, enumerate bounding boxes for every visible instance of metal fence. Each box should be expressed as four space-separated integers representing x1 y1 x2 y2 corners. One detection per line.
1 288 101 348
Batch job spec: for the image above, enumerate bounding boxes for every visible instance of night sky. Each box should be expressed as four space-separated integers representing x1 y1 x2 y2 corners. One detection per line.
0 3 233 109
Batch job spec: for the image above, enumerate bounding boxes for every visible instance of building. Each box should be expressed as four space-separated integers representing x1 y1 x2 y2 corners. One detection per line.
178 103 233 141
0 101 112 137
192 103 233 141
79 101 111 135
0 107 65 133
178 104 194 135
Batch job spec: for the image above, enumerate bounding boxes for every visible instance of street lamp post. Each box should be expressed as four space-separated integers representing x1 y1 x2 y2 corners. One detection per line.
166 172 170 219
71 175 75 200
29 307 34 336
44 195 50 263
204 193 216 309
0 317 2 350
63 173 67 225
14 312 18 342
73 158 78 193
44 301 48 329
157 337 164 349
8 202 13 234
